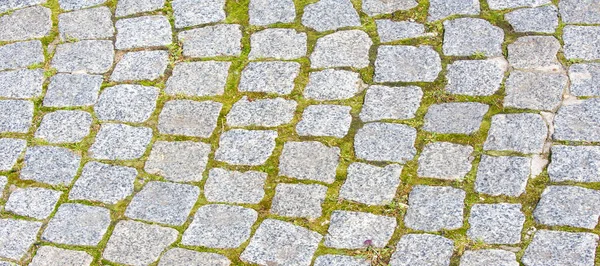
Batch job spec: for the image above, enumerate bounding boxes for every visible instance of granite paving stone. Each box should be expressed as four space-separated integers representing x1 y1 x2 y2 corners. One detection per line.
484 113 548 154
0 0 46 13
158 249 231 266
376 20 427 43
95 85 159 123
389 234 454 266
34 110 92 143
0 6 51 41
0 138 26 171
0 219 42 260
172 0 226 28
553 98 600 142
362 0 417 16
0 41 44 71
0 69 44 99
278 141 340 183
58 7 114 41
508 36 562 71
42 203 111 246
58 0 105 10
158 100 222 137
20 146 81 185
475 155 531 197
339 163 402 205
248 28 307 60
165 61 231 96
0 176 6 198
504 71 567 111
325 210 397 249
5 187 61 220
238 61 300 95
569 63 600 96
487 0 551 10
314 255 370 266
427 0 480 21
226 96 297 127
360 85 423 122
506 6 558 33
563 26 600 61
355 122 417 163
110 50 169 82
43 73 103 107
375 45 442 82
214 129 278 166
559 0 600 24
29 246 93 266
404 185 466 232
144 141 211 182
301 0 360 32
0 100 33 133
249 0 295 26
270 183 328 218
310 30 372 69
205 168 266 204
459 249 519 266
296 104 352 138
179 24 241 58
303 69 365 100
115 15 172 50
51 40 115 74
522 230 598 266
423 102 489 134
467 203 525 244
533 185 600 229
116 0 165 17
548 145 600 183
445 58 507 96
69 161 137 204
418 142 474 180
88 123 153 160
443 18 504 57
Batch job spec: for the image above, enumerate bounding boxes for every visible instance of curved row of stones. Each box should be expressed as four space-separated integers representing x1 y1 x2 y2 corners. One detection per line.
1 0 600 265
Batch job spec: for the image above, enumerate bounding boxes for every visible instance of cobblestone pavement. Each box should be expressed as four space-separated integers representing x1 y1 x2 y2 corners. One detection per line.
1 0 600 265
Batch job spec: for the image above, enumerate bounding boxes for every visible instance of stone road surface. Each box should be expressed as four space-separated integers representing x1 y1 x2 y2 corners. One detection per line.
1 0 600 265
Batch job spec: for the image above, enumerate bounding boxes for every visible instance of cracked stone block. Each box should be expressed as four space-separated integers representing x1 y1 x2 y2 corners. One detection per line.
165 61 230 96
158 100 222 137
304 69 364 100
0 41 44 71
418 142 474 180
240 219 322 266
103 220 178 266
42 203 111 246
569 63 600 96
554 99 600 142
0 6 51 41
506 6 558 33
34 110 92 143
363 0 417 16
182 204 258 248
375 45 442 82
0 69 44 99
559 0 600 24
355 122 417 163
115 16 172 50
563 26 600 60
95 85 159 123
360 85 422 122
467 204 525 244
484 113 548 154
279 141 340 183
5 187 61 220
249 0 295 26
20 146 81 185
215 130 277 166
69 161 137 204
522 230 598 266
145 141 211 182
508 36 561 70
111 50 169 82
59 0 105 10
159 249 231 266
239 61 300 95
325 211 396 249
549 145 600 183
301 0 360 32
249 28 307 60
89 123 153 160
504 71 567 111
271 183 328 218
460 249 519 266
172 0 225 28
58 7 113 41
340 163 402 206
475 155 531 197
428 0 480 21
0 219 42 261
0 0 46 13
404 185 466 232
0 100 32 133
116 0 165 17
0 138 26 171
423 102 489 134
51 40 115 74
314 255 369 266
227 96 297 127
179 24 241 58
389 234 454 266
126 181 199 226
376 20 426 43
205 168 266 204
29 246 93 266
443 18 504 56
311 30 372 69
44 74 103 107
296 104 352 138
487 0 551 10
534 186 600 229
446 58 507 96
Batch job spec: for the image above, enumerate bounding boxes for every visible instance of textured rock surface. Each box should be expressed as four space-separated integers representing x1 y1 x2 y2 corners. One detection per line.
404 186 466 232
296 104 352 138
0 41 44 71
0 69 44 99
0 219 42 260
115 16 172 50
182 204 257 248
301 0 360 32
51 40 115 74
504 71 567 111
158 100 222 137
533 186 600 229
238 61 300 95
215 130 278 166
145 141 211 182
355 122 417 163
325 211 396 249
363 0 417 16
159 249 231 266
553 98 600 142
35 110 92 143
304 69 365 100
311 30 372 69
428 0 480 21
376 20 427 43
0 100 33 133
423 102 489 134
172 0 225 28
467 204 525 244
475 155 531 197
88 123 153 160
166 61 231 96
484 113 548 154
389 234 454 266
58 0 105 10
548 145 600 183
5 187 61 219
569 63 600 96
339 163 402 206
418 142 474 180
69 161 137 204
116 0 165 17
111 50 169 82
0 138 26 171
20 146 81 185
58 7 113 41
522 230 598 266
487 0 551 10
443 18 504 56
506 6 558 33
360 85 423 122
279 141 340 183
42 203 111 246
126 181 199 225
314 255 369 266
563 26 600 61
95 85 159 123
0 6 51 41
375 45 442 82
179 24 241 58
205 168 266 204
249 0 295 26
29 246 93 266
271 183 327 218
460 250 519 266
445 58 507 96
559 0 600 24
44 74 103 107
227 96 297 127
249 28 307 60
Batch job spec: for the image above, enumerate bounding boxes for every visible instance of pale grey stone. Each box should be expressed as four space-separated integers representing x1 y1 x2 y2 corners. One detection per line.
279 141 340 183
563 26 600 60
376 20 426 43
240 219 322 266
554 98 600 142
559 0 600 24
467 204 525 244
0 100 33 133
0 138 26 171
158 100 222 137
363 0 417 16
0 219 42 260
34 110 92 143
374 45 442 82
95 85 159 123
534 185 600 229
69 161 137 204
215 130 277 166
569 63 600 96
0 6 51 41
126 181 199 226
360 85 422 122
355 122 417 163
20 146 81 185
487 0 551 10
0 69 44 99
103 220 178 266
314 255 369 266
0 176 6 198
42 203 111 246
506 6 558 33
29 246 93 266
172 0 225 28
179 24 241 57
182 204 257 248
549 145 600 183
0 0 46 13
271 183 327 218
404 186 465 232
165 61 231 96
89 123 153 160
205 168 266 204
227 96 297 127
311 30 372 69
159 249 231 266
249 0 295 26
0 41 44 71
504 71 567 111
340 163 402 205
116 0 165 17
475 155 531 197
249 28 307 60
111 50 169 82
115 15 172 50
508 36 562 70
44 74 103 107
389 234 454 266
301 0 360 32
522 230 598 266
238 61 300 95
58 0 105 10
460 250 519 266
58 7 114 41
304 69 365 100
484 113 548 154
51 40 115 74
446 58 508 96
423 102 489 134
144 141 211 182
5 187 61 219
428 0 480 21
325 210 396 249
443 18 504 56
296 104 352 138
418 142 474 180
